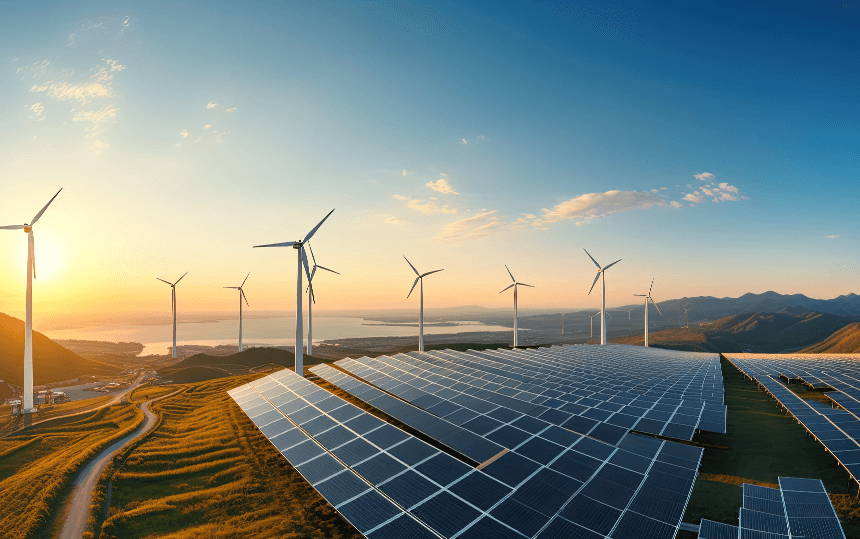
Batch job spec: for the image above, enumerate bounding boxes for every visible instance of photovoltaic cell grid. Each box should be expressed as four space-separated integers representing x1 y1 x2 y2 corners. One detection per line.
324 344 725 446
697 478 845 539
232 365 707 538
727 354 860 487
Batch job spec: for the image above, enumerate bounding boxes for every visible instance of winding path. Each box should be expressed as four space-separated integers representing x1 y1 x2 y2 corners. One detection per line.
57 400 159 539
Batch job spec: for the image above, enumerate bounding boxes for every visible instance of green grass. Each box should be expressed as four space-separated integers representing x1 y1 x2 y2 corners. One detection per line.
683 356 860 535
98 374 362 539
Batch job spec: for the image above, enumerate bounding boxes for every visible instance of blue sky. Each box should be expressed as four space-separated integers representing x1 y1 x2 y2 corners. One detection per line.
0 1 857 320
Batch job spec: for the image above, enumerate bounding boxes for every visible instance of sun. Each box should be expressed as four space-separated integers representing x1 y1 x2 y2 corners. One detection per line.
11 232 64 281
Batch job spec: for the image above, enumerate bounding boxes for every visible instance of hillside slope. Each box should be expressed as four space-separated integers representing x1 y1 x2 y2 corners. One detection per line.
801 322 860 353
158 347 330 382
0 313 120 387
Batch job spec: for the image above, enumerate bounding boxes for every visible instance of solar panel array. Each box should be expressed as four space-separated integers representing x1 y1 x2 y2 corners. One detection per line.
727 354 860 487
316 345 726 447
697 477 845 539
228 343 727 538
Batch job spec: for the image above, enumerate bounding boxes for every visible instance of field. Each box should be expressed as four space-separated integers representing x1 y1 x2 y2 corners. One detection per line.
679 356 860 537
0 402 143 539
128 385 180 404
96 374 361 539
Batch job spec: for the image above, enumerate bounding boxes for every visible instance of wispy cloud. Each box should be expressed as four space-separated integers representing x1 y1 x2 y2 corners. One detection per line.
207 101 218 109
226 107 237 112
435 211 504 241
426 178 459 194
694 172 714 181
407 199 458 214
180 130 189 138
827 235 840 239
682 193 703 203
536 190 666 225
392 194 408 200
670 201 683 208
402 169 408 177
385 216 403 225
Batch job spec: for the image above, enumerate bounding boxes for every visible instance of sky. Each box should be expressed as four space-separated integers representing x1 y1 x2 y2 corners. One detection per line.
0 1 858 326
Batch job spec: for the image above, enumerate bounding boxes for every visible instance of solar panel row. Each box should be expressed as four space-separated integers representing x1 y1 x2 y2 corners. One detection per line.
232 346 711 538
698 477 845 539
727 354 860 489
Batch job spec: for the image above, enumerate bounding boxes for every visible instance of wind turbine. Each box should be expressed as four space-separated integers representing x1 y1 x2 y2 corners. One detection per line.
157 272 188 359
561 313 565 335
224 273 250 352
1 188 62 413
634 278 662 347
683 306 691 328
584 249 621 345
306 243 339 356
589 310 612 339
254 209 334 376
405 256 442 352
500 266 533 348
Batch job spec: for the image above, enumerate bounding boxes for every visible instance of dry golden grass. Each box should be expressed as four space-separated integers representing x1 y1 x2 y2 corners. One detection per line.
98 374 362 539
0 403 143 539
129 385 180 404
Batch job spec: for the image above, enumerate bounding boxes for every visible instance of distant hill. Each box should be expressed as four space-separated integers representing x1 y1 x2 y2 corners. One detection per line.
611 310 859 353
0 313 120 386
158 347 330 382
801 322 860 353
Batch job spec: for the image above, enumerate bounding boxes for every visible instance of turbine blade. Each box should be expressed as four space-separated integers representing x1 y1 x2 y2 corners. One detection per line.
224 286 239 289
633 294 646 296
420 269 443 278
404 256 420 276
499 283 515 294
174 271 188 285
519 283 535 288
308 243 317 265
505 265 516 283
650 297 662 315
30 188 63 226
241 288 249 307
309 284 315 304
0 224 25 230
603 259 622 271
649 277 654 296
302 208 335 244
606 311 613 318
583 248 601 269
309 266 317 283
407 276 420 298
302 247 311 283
253 241 298 248
242 272 250 287
588 272 600 295
157 278 172 285
317 265 340 275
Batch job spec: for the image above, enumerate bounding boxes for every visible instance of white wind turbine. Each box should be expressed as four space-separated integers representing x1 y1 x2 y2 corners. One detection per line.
224 273 250 352
589 311 600 339
1 188 62 413
561 313 565 335
634 278 662 347
683 306 691 328
584 249 621 345
306 243 339 356
405 256 443 352
254 209 334 376
500 265 533 348
157 272 188 359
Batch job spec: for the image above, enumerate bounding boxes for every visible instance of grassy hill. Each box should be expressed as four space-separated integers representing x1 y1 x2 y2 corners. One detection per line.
801 322 860 353
612 310 859 353
158 347 331 383
0 313 120 387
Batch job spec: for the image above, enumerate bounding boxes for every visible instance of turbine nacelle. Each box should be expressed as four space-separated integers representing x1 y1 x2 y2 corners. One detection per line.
24 226 32 233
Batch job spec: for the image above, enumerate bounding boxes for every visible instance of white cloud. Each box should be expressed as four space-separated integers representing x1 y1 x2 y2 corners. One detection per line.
683 193 703 203
385 216 403 225
226 107 237 112
204 124 211 129
686 184 693 188
714 192 737 202
439 172 448 177
670 201 683 208
402 169 408 177
435 211 504 241
718 182 739 193
392 194 408 200
461 138 467 144
700 186 715 196
827 235 840 239
207 101 218 109
536 190 666 224
426 178 459 194
30 102 44 118
694 172 714 181
180 130 189 138
406 199 458 214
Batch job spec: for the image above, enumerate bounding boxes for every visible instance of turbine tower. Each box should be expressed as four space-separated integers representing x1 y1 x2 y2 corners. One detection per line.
584 249 621 345
224 273 250 352
306 243 339 356
405 256 443 352
634 278 662 347
254 209 334 376
500 266 533 348
1 188 62 413
561 313 565 335
157 272 188 359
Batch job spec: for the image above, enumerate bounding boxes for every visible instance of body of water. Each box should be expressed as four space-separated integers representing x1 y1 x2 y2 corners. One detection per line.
45 317 513 355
